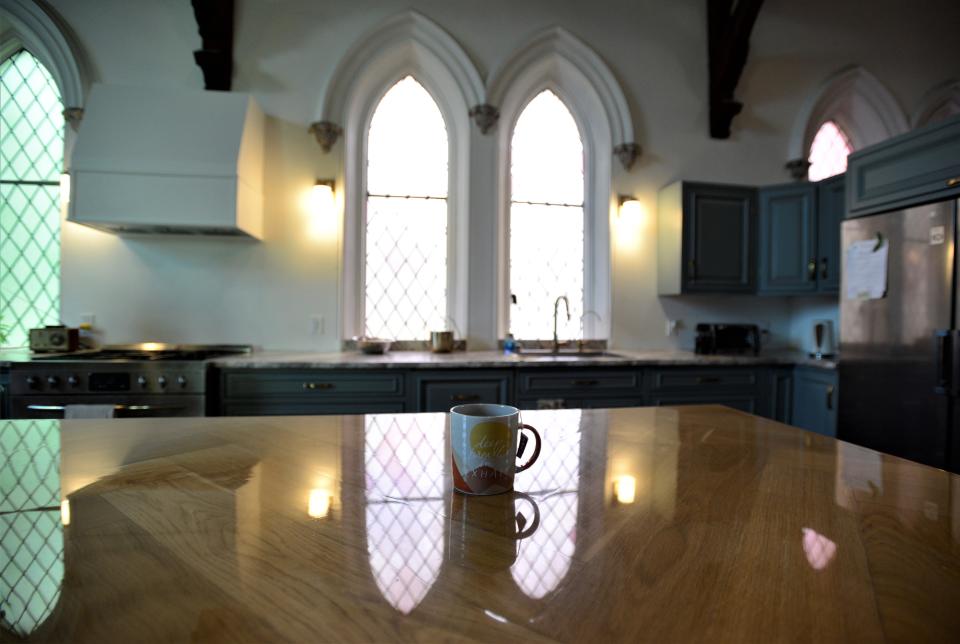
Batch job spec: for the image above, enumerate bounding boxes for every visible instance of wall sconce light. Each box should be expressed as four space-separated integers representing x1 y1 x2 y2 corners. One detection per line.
60 499 71 526
618 194 641 219
308 488 332 519
59 172 71 208
311 179 335 213
613 475 637 505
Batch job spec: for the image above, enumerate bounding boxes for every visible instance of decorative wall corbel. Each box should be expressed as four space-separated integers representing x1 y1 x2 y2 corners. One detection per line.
62 107 84 130
614 143 642 171
468 104 500 134
785 158 811 181
309 121 343 152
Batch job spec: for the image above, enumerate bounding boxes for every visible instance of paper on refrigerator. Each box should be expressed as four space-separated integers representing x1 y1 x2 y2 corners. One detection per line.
844 239 888 299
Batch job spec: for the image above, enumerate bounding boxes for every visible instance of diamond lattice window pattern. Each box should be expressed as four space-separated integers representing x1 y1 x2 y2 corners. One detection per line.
364 76 449 341
510 90 585 341
807 120 853 182
1 49 64 349
0 420 64 637
364 414 445 614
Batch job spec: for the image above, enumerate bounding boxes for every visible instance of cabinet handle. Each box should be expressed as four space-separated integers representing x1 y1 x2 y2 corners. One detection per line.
303 382 335 390
821 257 828 280
807 259 817 281
826 385 834 410
572 379 599 386
947 177 960 187
697 376 722 384
450 393 481 402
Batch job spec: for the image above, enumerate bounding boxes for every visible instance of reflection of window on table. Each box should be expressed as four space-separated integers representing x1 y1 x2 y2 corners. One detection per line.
511 409 582 599
363 414 445 614
0 420 64 637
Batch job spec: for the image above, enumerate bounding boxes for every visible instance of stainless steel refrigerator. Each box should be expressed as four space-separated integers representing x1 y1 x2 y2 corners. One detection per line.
839 199 960 472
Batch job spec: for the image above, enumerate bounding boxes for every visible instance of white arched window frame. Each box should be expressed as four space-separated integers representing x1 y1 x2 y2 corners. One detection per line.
490 28 630 341
314 12 482 340
788 66 908 178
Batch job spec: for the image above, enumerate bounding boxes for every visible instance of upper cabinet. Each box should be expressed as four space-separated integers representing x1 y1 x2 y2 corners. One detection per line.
658 181 757 295
846 114 960 217
757 183 817 294
757 175 844 296
815 174 844 293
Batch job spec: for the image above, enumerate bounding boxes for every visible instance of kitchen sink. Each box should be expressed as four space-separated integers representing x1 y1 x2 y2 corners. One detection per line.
517 349 625 359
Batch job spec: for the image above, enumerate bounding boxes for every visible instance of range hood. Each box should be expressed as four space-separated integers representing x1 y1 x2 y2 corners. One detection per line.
69 84 264 238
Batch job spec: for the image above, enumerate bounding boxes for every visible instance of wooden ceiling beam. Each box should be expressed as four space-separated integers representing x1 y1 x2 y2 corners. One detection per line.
191 0 234 91
708 0 764 138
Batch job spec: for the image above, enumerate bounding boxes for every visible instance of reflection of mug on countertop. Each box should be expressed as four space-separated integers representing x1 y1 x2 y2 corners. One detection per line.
449 404 541 495
449 491 540 571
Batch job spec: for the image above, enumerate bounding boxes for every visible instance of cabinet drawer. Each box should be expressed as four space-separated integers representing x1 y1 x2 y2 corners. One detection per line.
517 369 642 396
222 370 404 399
649 394 757 414
415 371 512 413
847 115 960 216
221 400 406 416
649 368 758 391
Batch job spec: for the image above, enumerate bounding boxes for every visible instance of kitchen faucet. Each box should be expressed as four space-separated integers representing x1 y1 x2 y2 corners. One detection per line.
553 295 571 353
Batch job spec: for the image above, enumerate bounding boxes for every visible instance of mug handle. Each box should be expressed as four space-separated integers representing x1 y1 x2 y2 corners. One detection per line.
512 491 541 540
515 424 541 473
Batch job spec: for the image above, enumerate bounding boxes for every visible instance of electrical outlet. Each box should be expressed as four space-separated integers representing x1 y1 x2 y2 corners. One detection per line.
311 315 325 336
665 319 680 336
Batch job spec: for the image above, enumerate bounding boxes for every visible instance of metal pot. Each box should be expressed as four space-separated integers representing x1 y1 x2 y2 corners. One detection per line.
430 330 455 353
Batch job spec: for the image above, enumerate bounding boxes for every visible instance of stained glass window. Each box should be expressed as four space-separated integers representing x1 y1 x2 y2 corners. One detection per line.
0 49 63 348
807 120 852 182
364 76 448 340
509 90 584 341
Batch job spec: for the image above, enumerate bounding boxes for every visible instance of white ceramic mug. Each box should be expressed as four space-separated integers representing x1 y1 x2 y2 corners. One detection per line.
449 403 541 495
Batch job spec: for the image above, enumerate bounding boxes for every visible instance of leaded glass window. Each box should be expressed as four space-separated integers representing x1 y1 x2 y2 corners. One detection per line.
0 49 63 348
509 90 584 341
807 120 852 182
364 76 448 340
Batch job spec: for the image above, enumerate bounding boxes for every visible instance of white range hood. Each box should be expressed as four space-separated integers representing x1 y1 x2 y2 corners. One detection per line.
69 84 264 238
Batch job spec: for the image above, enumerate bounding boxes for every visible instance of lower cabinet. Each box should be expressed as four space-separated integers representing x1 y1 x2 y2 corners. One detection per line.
790 367 838 436
218 369 407 416
213 364 836 432
0 368 8 419
411 370 512 412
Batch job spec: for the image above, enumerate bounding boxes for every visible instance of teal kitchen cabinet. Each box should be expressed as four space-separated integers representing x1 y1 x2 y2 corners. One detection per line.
644 367 764 415
217 369 407 415
758 175 845 295
411 370 513 412
815 174 844 293
846 114 960 217
758 183 818 294
658 181 757 294
790 367 837 437
0 368 8 419
515 368 644 410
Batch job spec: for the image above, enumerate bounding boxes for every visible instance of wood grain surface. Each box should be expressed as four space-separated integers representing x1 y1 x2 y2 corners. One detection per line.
1 406 957 642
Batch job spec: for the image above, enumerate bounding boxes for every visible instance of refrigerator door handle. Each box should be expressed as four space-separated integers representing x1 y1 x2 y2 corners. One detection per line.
934 330 960 396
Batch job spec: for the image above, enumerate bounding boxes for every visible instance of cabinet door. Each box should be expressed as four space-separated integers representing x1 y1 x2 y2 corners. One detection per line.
758 183 817 294
846 115 960 216
816 174 844 293
683 184 756 292
791 369 837 436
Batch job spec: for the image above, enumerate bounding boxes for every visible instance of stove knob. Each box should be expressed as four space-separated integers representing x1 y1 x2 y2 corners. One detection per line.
157 376 168 389
177 375 188 388
25 376 40 390
47 376 60 387
67 375 80 387
137 376 148 388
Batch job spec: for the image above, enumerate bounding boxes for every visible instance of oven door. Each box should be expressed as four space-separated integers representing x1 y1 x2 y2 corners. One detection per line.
11 395 205 419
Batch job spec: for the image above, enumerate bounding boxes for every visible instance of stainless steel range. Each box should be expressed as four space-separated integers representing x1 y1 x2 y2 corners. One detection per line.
8 343 250 418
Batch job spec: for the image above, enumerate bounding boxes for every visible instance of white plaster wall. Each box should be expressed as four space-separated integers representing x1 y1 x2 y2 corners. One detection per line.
46 0 960 350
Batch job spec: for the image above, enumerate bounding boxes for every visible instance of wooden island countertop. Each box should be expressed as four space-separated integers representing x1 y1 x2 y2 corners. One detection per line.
1 406 957 642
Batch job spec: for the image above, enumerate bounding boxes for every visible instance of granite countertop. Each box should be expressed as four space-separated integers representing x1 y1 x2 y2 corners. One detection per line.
210 348 838 370
0 347 837 370
8 406 955 641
